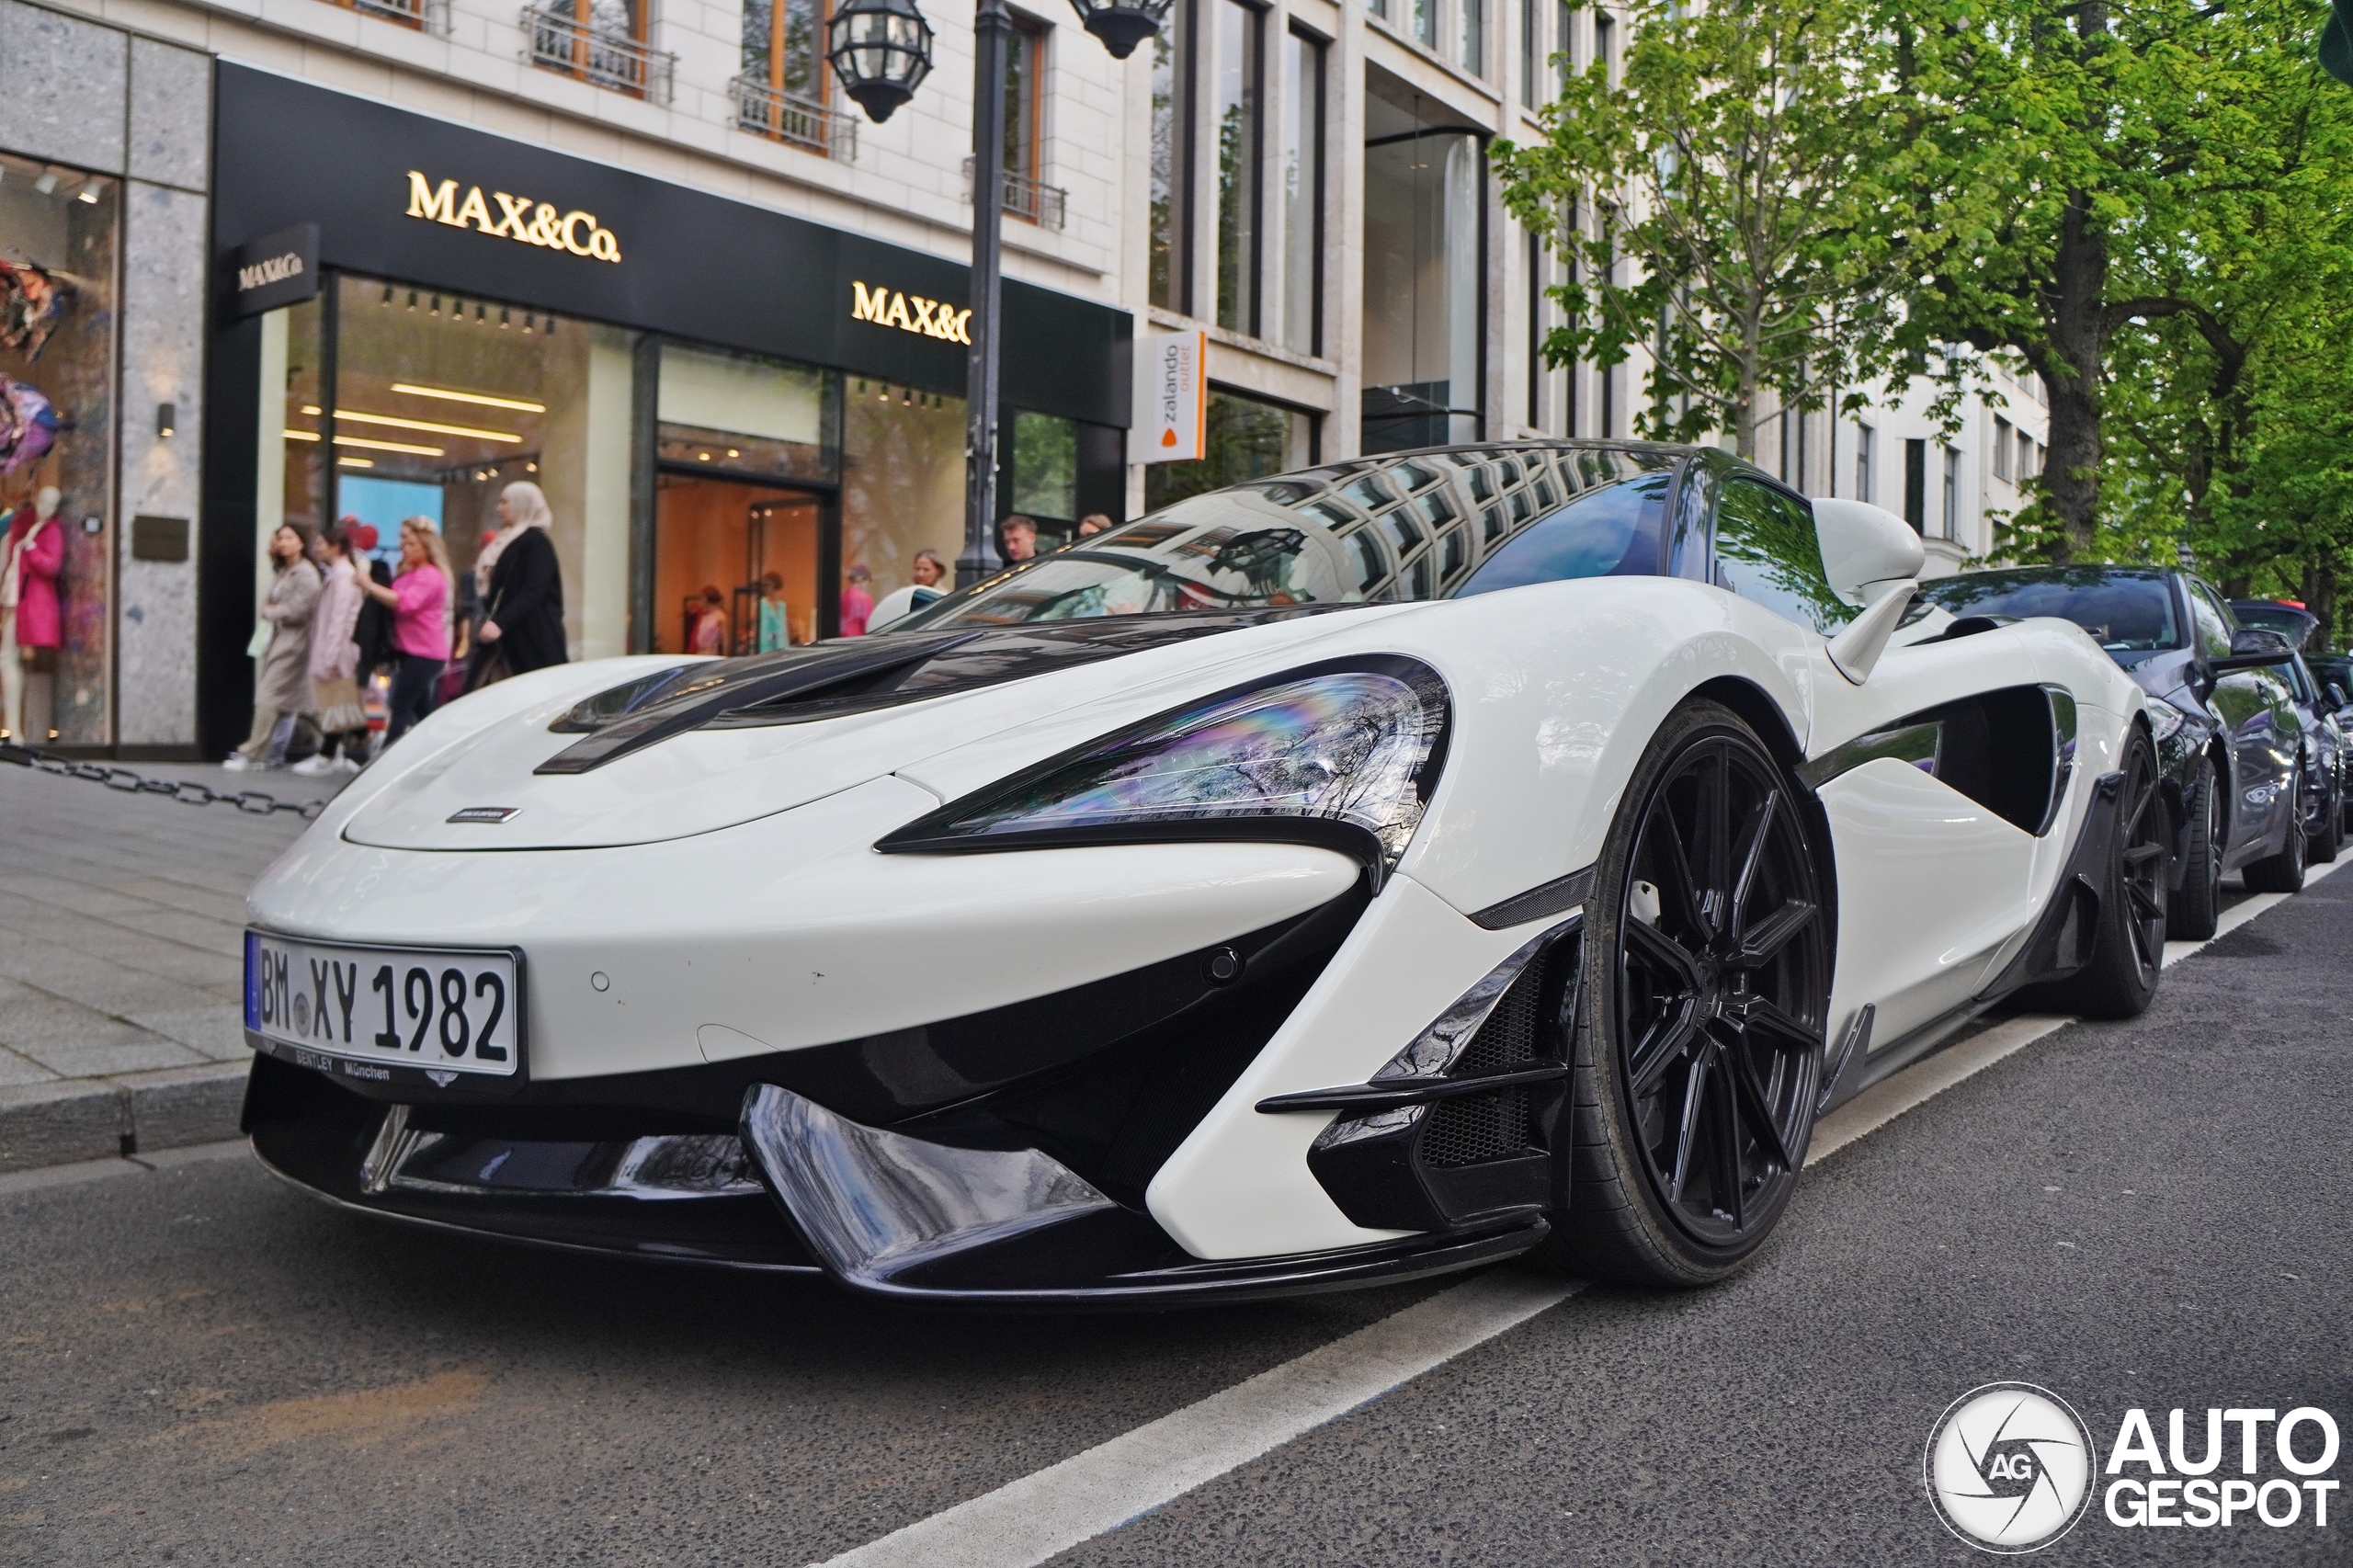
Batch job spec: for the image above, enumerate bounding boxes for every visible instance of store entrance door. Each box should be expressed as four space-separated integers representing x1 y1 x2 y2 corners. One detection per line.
653 473 829 656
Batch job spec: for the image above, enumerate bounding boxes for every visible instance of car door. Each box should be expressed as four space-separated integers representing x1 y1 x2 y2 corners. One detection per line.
2187 578 2298 861
1711 478 2047 1053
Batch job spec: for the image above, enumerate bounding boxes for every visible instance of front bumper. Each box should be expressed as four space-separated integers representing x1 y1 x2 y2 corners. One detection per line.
244 1053 1546 1308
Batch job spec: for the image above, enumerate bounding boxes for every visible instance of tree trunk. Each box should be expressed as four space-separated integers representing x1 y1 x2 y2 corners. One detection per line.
2037 191 2108 562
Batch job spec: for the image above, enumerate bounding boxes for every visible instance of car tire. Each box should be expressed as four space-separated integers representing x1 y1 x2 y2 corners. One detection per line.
1531 699 1833 1289
2243 774 2309 892
2029 727 2165 1021
2166 757 2222 942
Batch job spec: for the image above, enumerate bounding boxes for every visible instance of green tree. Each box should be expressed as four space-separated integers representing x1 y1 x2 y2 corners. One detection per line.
1493 0 1896 460
1869 0 2344 562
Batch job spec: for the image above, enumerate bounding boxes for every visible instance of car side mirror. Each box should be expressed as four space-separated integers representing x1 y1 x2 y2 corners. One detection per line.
2213 627 2298 671
1809 497 1924 607
2331 683 2350 710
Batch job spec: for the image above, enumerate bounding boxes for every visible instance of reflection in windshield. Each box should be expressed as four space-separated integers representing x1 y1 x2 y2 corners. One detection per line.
1452 473 1670 595
895 445 1681 631
1920 569 2183 652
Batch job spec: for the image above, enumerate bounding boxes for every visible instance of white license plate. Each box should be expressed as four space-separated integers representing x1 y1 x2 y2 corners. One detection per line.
245 933 521 1078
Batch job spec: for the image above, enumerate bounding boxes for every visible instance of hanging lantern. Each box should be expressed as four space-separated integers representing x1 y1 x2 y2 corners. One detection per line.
1064 0 1170 59
826 0 935 124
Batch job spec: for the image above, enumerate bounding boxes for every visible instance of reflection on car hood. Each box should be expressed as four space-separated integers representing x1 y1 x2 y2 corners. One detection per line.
339 606 1412 851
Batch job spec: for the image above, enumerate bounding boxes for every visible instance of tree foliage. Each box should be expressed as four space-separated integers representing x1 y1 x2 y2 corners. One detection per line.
1493 0 1897 460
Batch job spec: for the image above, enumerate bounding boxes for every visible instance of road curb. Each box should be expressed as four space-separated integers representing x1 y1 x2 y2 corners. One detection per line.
0 1061 249 1173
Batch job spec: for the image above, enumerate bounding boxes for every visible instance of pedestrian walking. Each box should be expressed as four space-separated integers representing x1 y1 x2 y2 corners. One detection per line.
1001 516 1039 562
839 564 873 636
358 517 452 746
470 481 565 688
756 572 792 652
292 520 368 775
225 522 322 771
868 548 949 631
690 585 728 655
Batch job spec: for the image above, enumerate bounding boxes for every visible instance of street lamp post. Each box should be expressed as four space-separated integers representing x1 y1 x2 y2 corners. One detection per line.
831 0 1168 590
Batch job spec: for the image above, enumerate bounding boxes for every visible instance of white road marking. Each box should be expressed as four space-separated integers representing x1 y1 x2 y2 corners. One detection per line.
814 1269 1581 1568
813 858 2344 1568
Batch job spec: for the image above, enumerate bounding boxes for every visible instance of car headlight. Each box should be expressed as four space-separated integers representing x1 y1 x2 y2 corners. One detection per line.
2144 695 2186 742
876 659 1450 880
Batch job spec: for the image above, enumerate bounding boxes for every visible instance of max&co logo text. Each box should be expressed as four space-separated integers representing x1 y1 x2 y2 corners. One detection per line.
850 280 972 344
404 172 621 262
234 251 304 294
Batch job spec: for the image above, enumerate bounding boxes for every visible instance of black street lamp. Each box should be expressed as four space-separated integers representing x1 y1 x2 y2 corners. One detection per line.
830 0 1171 588
824 0 934 123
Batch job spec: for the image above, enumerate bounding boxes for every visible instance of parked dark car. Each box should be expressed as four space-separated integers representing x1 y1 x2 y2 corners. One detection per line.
2272 650 2347 859
2230 597 2325 653
1921 566 2310 934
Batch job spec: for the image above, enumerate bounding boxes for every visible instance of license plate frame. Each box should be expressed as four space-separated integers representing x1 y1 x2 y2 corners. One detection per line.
245 931 529 1093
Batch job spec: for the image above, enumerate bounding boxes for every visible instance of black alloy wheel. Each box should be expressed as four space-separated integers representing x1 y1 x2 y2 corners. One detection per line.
1535 700 1831 1287
2166 756 2223 942
2034 727 2166 1019
2244 769 2309 892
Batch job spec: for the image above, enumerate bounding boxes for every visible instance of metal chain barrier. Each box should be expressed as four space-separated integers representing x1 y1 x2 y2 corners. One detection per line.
0 740 328 819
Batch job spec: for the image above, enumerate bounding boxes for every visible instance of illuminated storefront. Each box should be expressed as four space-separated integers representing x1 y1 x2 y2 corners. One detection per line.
200 64 1131 752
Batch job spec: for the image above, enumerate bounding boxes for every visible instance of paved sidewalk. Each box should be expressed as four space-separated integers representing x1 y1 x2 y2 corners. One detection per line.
0 758 339 1170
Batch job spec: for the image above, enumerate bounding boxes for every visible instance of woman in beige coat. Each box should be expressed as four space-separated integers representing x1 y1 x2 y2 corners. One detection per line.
225 522 322 771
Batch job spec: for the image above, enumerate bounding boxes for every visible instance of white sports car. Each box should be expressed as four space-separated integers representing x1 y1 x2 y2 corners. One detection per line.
243 442 2163 1303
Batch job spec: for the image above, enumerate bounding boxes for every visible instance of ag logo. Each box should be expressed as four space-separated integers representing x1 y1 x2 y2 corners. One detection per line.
1926 1382 2098 1553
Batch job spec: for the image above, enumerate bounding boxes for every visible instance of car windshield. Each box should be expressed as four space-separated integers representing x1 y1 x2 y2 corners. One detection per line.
893 445 1680 631
1920 568 2183 653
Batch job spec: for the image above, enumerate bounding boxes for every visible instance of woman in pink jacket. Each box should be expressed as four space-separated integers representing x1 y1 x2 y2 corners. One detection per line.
358 517 453 746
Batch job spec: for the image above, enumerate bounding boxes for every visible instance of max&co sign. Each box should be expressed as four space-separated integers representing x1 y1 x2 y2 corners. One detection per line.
404 172 622 262
849 280 972 345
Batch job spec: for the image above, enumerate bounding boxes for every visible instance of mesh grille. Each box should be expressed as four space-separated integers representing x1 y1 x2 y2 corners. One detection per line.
1418 955 1555 1167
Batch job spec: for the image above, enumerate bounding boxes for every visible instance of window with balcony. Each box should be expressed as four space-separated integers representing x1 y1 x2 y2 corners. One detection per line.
966 15 1068 227
526 0 675 101
323 0 430 30
738 0 858 156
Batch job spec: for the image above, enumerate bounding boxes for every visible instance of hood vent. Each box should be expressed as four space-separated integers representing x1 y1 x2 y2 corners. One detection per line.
536 609 1352 776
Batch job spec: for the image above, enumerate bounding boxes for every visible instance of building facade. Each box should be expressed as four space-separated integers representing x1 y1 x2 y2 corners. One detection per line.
0 0 2040 756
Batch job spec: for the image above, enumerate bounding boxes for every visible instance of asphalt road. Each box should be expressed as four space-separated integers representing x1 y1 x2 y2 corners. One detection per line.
3 874 2347 1567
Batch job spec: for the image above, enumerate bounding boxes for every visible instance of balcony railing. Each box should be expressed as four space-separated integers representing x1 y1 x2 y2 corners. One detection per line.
732 77 858 160
962 158 1069 231
326 0 445 30
522 5 676 102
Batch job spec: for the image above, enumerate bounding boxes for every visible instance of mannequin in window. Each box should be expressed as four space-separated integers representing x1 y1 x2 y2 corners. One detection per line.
1 485 63 743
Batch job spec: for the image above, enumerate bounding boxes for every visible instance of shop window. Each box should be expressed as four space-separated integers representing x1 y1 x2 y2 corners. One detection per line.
1214 0 1262 335
0 153 118 744
1143 388 1314 511
652 344 840 655
264 277 640 665
1362 71 1483 452
527 0 674 102
843 378 968 631
1012 410 1078 526
738 0 852 156
1150 0 1191 311
1279 28 1324 357
656 344 835 483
